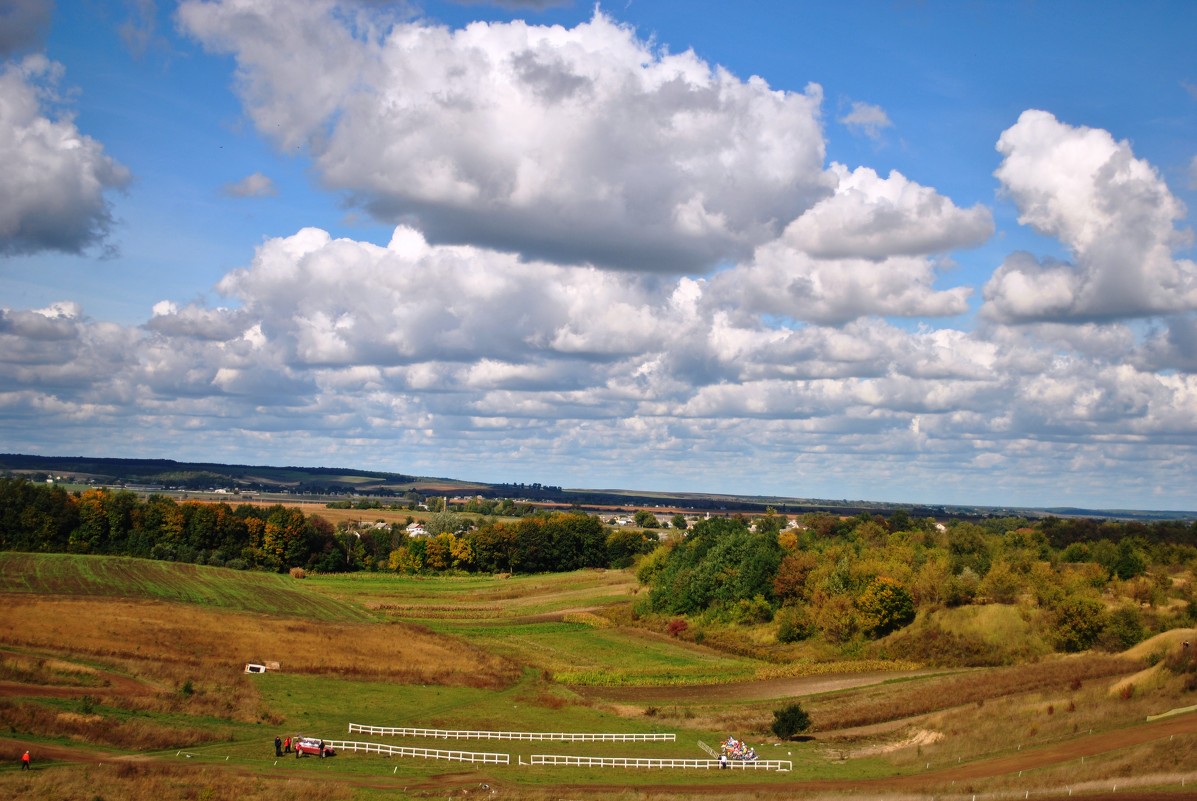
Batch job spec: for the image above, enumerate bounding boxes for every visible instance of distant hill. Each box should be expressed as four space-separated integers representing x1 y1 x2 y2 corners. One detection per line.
2 452 1193 522
0 453 432 496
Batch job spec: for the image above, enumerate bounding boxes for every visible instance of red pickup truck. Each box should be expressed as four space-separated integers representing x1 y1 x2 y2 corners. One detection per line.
293 737 335 758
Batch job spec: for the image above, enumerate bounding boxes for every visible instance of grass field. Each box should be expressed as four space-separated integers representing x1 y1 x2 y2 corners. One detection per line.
309 570 772 686
0 553 370 621
3 554 1196 801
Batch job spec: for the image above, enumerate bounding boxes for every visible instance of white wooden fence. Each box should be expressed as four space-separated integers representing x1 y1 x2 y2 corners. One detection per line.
301 736 790 772
527 754 791 771
325 739 509 765
348 723 675 742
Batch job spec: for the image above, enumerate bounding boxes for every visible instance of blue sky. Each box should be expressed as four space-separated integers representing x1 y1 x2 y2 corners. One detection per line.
2 0 1196 510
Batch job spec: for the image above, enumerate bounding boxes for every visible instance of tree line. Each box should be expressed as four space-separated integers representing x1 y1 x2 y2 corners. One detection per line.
0 476 657 574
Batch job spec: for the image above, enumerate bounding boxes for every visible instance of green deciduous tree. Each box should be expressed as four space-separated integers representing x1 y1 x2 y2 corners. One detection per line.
771 703 811 740
633 509 660 528
1052 596 1107 652
775 604 815 643
856 576 915 637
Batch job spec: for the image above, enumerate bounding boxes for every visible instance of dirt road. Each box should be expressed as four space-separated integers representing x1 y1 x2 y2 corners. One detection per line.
577 668 943 704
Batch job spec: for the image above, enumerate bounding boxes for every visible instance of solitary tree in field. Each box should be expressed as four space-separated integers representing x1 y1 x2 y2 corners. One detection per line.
771 702 811 740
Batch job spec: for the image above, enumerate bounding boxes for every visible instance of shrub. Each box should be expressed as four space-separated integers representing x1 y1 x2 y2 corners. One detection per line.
856 577 915 637
1096 605 1145 652
813 591 858 643
776 605 815 643
978 561 1022 604
728 594 773 625
666 618 688 637
634 545 672 585
1052 597 1107 652
771 702 812 740
945 568 981 606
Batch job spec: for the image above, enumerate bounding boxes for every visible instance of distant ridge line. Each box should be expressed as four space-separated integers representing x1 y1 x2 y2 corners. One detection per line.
2 452 1194 521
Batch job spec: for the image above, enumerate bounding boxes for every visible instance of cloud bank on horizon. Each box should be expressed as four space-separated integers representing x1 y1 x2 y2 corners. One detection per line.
1 0 1195 509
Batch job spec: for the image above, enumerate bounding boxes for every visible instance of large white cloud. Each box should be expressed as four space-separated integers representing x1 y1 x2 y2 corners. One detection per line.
178 2 831 272
212 225 673 367
4 222 1197 507
983 110 1197 323
0 55 131 256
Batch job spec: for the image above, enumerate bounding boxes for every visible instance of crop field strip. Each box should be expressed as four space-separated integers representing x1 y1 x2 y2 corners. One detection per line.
0 552 370 621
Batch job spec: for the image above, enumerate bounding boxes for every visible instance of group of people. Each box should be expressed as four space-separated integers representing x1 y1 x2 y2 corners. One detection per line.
273 735 293 756
719 736 758 763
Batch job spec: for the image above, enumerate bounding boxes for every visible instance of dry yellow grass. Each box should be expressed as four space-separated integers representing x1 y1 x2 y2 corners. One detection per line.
1121 627 1197 661
0 762 351 801
808 653 1139 731
0 595 519 698
0 700 220 749
0 651 104 686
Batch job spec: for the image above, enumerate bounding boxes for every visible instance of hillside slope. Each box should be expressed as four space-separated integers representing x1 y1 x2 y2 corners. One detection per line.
0 552 371 621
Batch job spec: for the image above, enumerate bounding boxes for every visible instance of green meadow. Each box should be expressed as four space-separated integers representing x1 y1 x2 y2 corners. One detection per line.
0 552 370 621
309 570 764 685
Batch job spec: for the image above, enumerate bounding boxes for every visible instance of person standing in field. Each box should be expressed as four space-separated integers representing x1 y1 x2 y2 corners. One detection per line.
274 736 282 756
283 735 291 753
21 750 30 770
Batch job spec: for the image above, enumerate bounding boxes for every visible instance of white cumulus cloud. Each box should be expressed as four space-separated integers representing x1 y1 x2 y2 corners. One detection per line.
3 221 1197 507
0 56 131 256
984 110 1197 323
782 164 994 260
179 2 832 272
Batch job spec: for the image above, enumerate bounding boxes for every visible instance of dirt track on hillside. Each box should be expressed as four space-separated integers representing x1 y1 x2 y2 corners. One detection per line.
0 673 146 699
576 668 943 704
0 660 150 700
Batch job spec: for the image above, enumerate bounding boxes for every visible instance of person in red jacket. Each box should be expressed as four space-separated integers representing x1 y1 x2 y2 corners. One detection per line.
21 750 30 770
